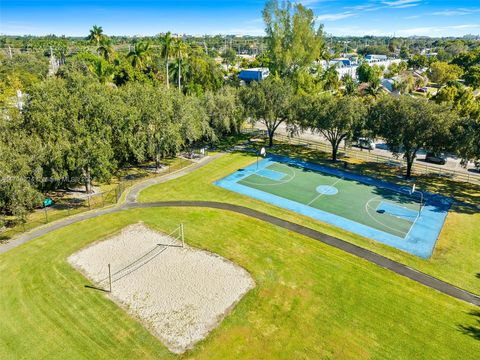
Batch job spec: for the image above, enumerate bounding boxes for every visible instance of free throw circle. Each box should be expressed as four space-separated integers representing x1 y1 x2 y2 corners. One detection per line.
316 185 338 195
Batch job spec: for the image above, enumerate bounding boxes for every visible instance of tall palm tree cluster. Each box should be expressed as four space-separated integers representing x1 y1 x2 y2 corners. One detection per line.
86 26 192 90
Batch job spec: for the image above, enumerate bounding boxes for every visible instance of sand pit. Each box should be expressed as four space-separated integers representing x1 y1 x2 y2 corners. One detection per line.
68 222 255 354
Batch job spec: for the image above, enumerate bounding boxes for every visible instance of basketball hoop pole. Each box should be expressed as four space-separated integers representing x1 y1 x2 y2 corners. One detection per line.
257 147 266 169
411 184 424 213
418 191 424 212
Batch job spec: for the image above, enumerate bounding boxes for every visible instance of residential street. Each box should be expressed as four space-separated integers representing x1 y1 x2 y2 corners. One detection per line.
255 122 479 175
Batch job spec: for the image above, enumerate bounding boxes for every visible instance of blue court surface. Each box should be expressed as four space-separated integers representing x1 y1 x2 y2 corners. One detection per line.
214 155 453 258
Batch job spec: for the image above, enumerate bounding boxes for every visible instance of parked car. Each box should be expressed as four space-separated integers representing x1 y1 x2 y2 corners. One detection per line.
416 87 428 93
355 138 376 150
425 152 446 165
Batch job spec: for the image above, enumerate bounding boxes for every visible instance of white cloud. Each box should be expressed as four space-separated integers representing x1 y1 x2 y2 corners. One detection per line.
213 26 265 36
396 24 480 36
326 26 387 36
316 12 357 21
296 0 338 5
381 0 421 8
431 9 480 16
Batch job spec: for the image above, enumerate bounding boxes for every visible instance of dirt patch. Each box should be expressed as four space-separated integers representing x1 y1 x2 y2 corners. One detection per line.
68 222 255 354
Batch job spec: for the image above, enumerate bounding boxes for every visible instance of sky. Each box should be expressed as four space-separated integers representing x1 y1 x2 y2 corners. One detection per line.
1 0 479 37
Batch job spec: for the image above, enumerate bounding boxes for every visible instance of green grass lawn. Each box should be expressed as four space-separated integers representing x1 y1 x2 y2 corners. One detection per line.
139 153 480 295
1 207 479 359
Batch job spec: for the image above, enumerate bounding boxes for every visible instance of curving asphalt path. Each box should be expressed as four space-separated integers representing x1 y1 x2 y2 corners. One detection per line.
1 154 479 306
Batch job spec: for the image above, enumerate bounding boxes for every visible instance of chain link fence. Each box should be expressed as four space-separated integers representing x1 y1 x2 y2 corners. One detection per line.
253 131 480 186
0 157 192 243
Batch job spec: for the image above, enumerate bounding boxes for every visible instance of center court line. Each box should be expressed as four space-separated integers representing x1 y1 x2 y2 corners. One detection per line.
307 176 344 206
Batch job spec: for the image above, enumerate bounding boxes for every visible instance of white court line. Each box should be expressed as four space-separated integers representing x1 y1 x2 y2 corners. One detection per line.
403 202 425 240
240 163 297 187
364 197 408 236
307 176 344 206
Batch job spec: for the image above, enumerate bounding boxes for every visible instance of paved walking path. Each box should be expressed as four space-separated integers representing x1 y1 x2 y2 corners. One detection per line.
0 154 223 255
128 201 480 307
1 153 479 306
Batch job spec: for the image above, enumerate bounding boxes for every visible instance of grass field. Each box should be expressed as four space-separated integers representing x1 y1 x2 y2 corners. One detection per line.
139 153 480 294
1 207 479 359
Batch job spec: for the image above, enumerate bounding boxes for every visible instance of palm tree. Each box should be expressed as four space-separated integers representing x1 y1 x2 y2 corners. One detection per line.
172 38 188 91
160 32 173 88
127 42 151 70
97 37 115 62
89 58 114 85
87 25 104 45
365 78 383 98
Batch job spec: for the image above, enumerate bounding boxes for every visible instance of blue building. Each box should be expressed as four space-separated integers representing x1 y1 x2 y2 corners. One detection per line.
238 68 270 83
332 58 351 67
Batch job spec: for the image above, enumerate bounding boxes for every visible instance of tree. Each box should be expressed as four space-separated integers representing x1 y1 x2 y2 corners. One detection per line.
263 0 325 77
342 74 358 95
464 65 480 89
183 50 224 95
160 32 173 88
364 78 383 98
0 114 43 219
393 73 415 94
301 95 367 161
87 25 104 45
357 45 389 56
453 117 480 169
172 38 189 91
89 58 114 84
97 37 115 62
356 63 382 84
204 87 243 137
408 54 428 70
321 66 340 91
24 77 115 193
0 53 49 92
427 61 463 85
175 94 213 147
127 42 151 70
399 46 409 60
240 77 296 147
221 48 237 70
451 49 480 71
369 96 458 179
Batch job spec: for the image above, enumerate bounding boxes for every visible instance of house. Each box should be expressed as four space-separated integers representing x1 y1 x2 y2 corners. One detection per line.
238 68 270 83
365 54 388 62
332 58 351 67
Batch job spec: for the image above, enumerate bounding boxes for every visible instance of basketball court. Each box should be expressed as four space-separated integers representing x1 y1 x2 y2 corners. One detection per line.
215 155 452 258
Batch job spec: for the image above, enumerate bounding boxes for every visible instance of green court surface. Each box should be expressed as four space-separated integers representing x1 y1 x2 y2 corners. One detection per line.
238 162 420 238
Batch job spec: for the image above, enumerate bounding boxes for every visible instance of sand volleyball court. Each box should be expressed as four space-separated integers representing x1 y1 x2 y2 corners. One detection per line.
68 222 255 354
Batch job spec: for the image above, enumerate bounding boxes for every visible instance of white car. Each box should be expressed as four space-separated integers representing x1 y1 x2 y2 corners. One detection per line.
355 138 376 150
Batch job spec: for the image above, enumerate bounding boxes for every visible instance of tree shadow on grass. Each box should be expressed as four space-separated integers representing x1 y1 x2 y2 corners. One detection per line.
459 310 480 341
